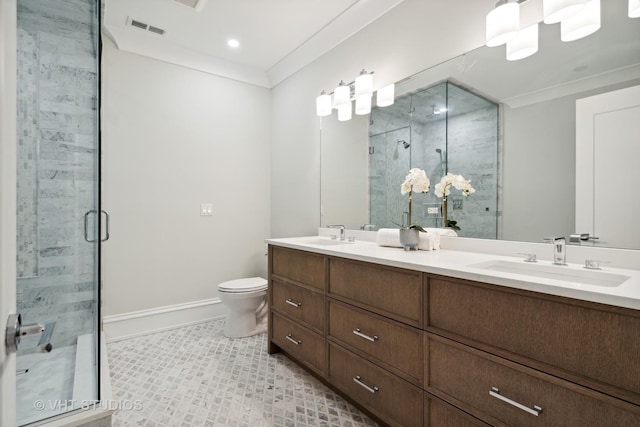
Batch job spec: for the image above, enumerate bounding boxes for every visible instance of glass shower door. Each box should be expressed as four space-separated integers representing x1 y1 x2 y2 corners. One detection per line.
14 0 100 424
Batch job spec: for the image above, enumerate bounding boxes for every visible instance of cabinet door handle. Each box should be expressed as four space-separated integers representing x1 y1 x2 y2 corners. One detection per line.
285 298 302 308
285 334 301 345
353 328 378 342
489 387 542 416
353 376 379 394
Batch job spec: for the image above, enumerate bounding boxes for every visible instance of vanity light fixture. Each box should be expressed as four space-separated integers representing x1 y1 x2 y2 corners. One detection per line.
376 83 395 107
629 0 640 17
316 91 332 117
316 70 395 120
543 0 587 24
561 0 600 42
486 0 607 61
507 23 538 60
486 0 520 47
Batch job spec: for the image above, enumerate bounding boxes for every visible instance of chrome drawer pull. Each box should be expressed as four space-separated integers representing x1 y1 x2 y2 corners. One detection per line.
489 387 542 416
285 298 302 308
353 376 379 394
353 328 378 342
285 334 301 345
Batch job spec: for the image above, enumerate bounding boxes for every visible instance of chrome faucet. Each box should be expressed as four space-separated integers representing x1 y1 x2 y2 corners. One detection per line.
328 224 346 240
361 224 376 231
544 236 566 265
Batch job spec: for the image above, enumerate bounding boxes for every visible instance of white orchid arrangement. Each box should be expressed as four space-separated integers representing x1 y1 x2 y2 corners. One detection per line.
434 173 476 199
434 173 475 230
400 168 430 231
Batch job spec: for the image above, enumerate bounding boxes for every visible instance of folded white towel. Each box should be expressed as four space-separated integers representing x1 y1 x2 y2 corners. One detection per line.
376 228 444 251
376 228 402 248
418 233 438 250
424 227 458 237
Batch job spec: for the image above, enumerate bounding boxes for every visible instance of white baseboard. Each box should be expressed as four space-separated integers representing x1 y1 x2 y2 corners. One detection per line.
103 298 226 343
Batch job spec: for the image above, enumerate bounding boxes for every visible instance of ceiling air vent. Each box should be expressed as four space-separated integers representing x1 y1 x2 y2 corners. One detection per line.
130 19 148 31
148 26 166 36
127 17 166 36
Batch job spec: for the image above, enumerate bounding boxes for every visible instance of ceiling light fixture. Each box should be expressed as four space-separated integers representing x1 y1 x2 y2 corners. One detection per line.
629 0 640 17
486 0 520 47
227 39 240 48
316 70 395 121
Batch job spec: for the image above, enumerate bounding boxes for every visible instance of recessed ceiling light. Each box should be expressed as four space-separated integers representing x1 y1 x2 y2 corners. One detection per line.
227 39 240 48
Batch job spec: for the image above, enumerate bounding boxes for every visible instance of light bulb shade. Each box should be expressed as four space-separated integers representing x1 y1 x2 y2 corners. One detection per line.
376 84 395 107
333 83 351 108
355 72 373 97
629 0 640 17
561 0 600 42
355 95 372 115
507 24 539 61
316 93 332 116
486 2 519 47
543 0 587 24
337 103 352 121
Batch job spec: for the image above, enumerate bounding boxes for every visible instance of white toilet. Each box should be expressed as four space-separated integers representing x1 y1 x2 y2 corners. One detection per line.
218 277 268 338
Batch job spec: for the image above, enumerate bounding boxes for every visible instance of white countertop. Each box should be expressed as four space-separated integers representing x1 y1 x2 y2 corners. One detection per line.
266 236 640 311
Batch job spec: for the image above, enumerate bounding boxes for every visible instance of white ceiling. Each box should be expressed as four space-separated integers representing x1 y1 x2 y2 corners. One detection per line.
103 0 405 87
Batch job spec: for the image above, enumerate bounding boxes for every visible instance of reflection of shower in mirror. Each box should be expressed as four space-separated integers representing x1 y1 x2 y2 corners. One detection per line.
393 140 410 159
436 148 446 177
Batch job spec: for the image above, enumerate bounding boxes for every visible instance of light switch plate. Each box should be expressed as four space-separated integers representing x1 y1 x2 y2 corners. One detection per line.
200 203 213 216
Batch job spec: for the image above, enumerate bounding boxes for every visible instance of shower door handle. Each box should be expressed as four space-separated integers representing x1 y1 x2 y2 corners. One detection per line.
84 210 97 242
101 210 110 242
84 210 110 242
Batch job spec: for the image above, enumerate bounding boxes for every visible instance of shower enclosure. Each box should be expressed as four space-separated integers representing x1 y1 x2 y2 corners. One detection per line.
12 0 101 425
369 81 499 238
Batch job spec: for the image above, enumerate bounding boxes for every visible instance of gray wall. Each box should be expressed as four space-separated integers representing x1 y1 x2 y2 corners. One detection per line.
101 37 271 316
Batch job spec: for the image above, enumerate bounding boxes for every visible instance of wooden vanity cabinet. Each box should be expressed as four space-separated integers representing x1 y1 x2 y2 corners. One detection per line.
426 275 640 406
268 246 327 375
425 275 640 426
268 245 640 426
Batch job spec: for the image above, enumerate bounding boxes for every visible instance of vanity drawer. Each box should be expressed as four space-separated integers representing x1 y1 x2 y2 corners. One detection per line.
272 279 324 333
329 342 423 427
424 392 491 427
271 312 326 375
426 335 640 427
427 276 640 402
270 246 326 290
329 258 423 327
328 300 423 385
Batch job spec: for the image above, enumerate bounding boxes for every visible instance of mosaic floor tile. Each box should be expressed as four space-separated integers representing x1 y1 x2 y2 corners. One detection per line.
108 319 378 426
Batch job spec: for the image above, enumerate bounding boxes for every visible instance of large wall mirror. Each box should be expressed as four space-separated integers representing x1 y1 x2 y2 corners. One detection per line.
320 0 640 249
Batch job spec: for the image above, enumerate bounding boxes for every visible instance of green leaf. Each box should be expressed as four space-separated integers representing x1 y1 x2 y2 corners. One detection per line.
409 223 426 232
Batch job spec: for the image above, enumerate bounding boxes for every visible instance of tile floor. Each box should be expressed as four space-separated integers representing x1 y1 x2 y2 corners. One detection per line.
108 319 378 426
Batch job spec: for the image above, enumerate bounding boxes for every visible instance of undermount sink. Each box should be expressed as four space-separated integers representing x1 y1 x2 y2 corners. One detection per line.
302 238 352 246
469 260 630 287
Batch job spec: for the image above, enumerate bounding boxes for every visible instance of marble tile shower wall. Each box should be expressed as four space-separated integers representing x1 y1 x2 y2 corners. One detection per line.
16 0 98 353
368 97 498 237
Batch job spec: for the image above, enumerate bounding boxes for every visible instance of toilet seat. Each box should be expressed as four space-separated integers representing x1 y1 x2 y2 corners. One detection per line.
218 277 267 293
